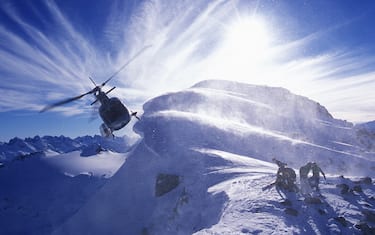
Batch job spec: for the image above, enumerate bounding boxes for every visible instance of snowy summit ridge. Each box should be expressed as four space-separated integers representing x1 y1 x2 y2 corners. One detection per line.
54 80 375 235
139 79 374 175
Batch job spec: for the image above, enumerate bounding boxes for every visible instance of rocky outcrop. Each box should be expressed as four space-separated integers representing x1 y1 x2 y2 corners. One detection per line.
155 173 180 197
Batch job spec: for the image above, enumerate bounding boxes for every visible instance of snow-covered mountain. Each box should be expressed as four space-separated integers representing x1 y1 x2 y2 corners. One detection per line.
50 80 375 235
0 135 135 234
356 121 375 134
0 135 135 162
354 121 375 152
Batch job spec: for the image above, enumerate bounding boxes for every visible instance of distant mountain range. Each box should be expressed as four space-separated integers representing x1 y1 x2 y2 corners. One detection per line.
356 120 375 134
0 135 135 162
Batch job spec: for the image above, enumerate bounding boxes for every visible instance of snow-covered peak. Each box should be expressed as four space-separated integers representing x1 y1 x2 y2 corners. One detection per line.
137 80 374 175
193 79 334 121
194 79 340 127
356 120 375 134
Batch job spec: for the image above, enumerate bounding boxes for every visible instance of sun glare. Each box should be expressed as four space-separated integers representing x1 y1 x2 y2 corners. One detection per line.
226 17 270 57
208 16 274 83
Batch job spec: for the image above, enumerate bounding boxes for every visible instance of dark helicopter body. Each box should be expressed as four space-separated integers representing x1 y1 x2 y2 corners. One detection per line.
100 97 131 130
40 45 151 137
96 90 131 137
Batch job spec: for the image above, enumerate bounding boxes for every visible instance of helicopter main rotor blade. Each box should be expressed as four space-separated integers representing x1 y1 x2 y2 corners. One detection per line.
40 90 93 112
106 86 116 94
101 45 152 87
88 76 97 86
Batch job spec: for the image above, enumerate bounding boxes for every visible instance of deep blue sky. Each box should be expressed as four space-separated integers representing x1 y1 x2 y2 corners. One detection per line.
1 0 375 142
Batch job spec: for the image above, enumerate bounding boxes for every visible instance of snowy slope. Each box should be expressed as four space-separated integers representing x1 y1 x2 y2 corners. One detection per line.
0 140 128 234
53 80 375 235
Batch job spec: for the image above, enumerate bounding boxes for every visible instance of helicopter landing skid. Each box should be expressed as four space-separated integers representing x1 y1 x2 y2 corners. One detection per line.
100 123 114 138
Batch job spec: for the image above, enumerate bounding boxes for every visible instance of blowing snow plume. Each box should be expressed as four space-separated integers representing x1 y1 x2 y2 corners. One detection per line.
137 80 375 176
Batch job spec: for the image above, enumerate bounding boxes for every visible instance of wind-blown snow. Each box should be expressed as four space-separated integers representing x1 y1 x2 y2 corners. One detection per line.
52 80 375 235
138 80 375 175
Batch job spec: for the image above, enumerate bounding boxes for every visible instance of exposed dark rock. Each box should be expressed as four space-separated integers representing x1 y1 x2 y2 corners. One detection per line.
352 185 363 193
336 183 350 194
362 210 375 223
355 222 375 235
280 199 292 207
334 216 348 227
318 208 327 215
363 203 372 208
16 151 45 161
80 143 106 157
241 228 250 233
360 177 372 185
304 197 322 204
284 208 298 216
155 173 180 197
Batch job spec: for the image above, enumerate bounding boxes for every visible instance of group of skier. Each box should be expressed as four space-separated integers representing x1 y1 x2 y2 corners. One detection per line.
268 158 326 196
299 161 326 194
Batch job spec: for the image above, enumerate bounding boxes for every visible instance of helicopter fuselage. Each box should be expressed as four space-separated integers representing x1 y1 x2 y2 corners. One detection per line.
96 91 131 133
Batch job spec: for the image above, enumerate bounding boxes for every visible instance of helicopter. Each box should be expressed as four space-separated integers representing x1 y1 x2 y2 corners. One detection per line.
40 45 151 137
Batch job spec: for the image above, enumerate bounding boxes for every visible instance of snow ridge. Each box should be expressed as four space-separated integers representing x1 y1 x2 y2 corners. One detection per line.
139 79 375 175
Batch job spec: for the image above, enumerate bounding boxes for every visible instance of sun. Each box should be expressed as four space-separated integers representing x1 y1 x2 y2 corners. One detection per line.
209 16 274 82
225 17 270 58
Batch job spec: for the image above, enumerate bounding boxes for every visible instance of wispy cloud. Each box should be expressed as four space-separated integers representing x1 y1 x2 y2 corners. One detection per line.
0 0 113 113
0 0 374 122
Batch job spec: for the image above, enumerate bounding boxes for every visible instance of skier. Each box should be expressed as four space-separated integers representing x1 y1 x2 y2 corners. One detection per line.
273 158 297 192
273 158 287 168
299 162 313 195
308 162 326 192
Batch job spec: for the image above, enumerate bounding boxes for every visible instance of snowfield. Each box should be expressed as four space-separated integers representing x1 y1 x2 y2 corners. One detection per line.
0 150 128 235
2 80 375 234
44 151 126 178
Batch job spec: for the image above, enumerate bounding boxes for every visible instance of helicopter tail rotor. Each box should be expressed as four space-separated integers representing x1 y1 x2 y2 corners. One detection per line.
131 111 140 120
